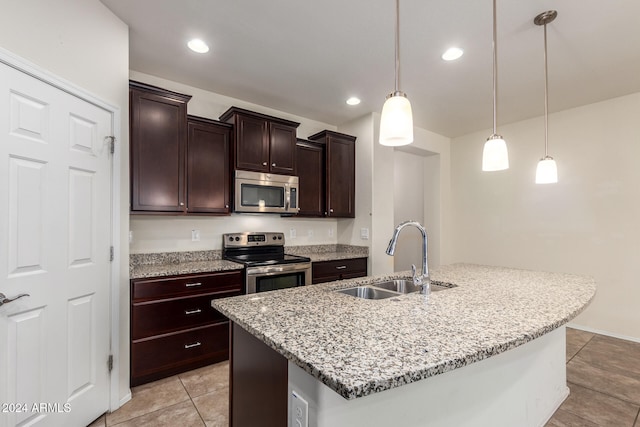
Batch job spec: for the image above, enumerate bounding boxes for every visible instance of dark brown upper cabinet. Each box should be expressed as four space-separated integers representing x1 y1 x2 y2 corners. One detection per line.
129 81 231 215
308 130 357 218
130 81 191 213
220 107 299 175
295 139 325 217
186 116 232 214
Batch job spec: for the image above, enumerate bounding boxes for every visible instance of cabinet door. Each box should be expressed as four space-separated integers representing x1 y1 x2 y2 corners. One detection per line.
236 114 269 172
269 122 297 175
187 119 231 214
326 135 355 217
130 88 187 212
296 141 324 216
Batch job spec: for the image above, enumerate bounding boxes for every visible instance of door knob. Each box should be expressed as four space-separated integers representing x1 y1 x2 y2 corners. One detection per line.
0 293 30 307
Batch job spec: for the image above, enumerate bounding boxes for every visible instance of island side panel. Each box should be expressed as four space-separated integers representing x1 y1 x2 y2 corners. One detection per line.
287 326 568 427
231 322 287 427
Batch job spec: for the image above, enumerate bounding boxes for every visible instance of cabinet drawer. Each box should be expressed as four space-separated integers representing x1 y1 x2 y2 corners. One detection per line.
131 290 240 340
131 323 229 386
312 258 367 284
132 270 243 301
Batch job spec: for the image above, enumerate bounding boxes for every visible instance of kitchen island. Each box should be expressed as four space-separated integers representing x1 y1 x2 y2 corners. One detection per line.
212 264 596 427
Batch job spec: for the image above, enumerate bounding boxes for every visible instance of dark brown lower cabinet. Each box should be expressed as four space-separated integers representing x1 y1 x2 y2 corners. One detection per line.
312 258 368 284
230 323 287 427
130 270 243 386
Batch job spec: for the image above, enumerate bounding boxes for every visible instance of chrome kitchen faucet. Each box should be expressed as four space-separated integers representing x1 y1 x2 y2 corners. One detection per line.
386 221 430 295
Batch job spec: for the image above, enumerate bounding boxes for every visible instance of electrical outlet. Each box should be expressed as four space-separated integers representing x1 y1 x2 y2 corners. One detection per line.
129 230 133 243
360 228 369 240
191 229 200 241
290 228 297 239
291 390 308 427
307 229 314 238
328 228 334 237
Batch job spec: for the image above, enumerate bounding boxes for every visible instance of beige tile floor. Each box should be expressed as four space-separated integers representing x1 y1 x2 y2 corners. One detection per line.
88 328 640 427
88 361 229 427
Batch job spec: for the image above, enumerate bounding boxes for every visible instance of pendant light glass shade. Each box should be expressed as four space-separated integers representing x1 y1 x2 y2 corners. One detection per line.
380 92 413 146
535 156 558 184
379 0 413 146
483 0 508 171
482 134 509 171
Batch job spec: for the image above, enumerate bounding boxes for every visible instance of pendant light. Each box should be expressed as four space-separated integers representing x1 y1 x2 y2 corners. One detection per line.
379 0 413 146
482 0 509 171
534 10 558 184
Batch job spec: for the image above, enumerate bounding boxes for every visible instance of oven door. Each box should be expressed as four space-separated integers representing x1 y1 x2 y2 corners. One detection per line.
245 262 312 294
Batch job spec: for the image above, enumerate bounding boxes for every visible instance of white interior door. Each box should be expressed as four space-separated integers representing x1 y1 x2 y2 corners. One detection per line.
0 61 112 427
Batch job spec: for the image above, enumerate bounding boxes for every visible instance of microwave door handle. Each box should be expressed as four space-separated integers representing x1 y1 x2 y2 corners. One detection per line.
285 187 290 211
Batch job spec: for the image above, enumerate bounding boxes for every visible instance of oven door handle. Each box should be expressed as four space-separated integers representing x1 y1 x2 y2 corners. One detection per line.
246 262 311 276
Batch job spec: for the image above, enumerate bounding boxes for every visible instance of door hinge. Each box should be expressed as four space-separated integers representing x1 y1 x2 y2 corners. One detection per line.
106 136 116 154
107 355 113 372
109 246 114 262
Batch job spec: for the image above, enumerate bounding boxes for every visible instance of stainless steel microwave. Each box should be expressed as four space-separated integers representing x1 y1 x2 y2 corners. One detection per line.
234 170 299 214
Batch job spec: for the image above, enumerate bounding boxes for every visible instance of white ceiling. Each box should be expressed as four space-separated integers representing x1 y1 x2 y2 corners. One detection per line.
101 0 640 138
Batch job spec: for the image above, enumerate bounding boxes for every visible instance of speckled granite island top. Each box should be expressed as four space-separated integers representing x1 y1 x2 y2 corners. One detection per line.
211 263 596 400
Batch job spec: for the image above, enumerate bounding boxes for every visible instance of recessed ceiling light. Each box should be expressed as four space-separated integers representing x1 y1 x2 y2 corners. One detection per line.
442 47 464 61
346 97 361 106
187 39 209 53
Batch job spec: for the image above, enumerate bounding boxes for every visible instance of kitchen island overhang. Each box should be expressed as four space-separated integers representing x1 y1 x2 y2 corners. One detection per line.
213 264 596 426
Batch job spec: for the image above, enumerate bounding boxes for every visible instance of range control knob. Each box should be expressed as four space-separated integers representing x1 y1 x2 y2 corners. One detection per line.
278 236 282 240
228 236 234 241
235 236 240 241
272 236 277 240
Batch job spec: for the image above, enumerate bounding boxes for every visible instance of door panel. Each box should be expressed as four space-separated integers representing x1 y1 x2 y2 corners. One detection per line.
0 60 112 427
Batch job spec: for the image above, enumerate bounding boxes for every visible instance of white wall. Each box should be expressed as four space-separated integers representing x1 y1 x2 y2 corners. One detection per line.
393 151 425 272
338 114 451 276
451 92 640 341
128 71 341 253
0 0 131 406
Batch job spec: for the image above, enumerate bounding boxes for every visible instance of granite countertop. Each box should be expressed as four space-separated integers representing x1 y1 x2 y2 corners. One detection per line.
211 263 596 400
294 252 368 262
286 244 368 262
130 259 243 280
130 245 368 279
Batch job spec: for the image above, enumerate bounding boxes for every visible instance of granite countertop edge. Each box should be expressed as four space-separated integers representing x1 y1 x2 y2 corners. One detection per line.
211 263 596 400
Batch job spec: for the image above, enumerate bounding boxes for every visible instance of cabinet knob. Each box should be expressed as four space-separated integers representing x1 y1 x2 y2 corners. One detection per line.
225 204 229 208
179 202 184 206
262 161 267 166
272 163 276 167
330 208 334 213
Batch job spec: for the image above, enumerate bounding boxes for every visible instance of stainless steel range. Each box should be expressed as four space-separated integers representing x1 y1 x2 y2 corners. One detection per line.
222 232 311 294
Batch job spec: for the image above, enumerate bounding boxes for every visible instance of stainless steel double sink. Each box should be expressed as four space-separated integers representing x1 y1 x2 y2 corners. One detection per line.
335 279 454 300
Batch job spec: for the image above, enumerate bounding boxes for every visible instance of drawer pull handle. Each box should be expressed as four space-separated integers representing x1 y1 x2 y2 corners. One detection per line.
335 266 347 270
184 342 202 349
185 282 202 287
184 309 202 315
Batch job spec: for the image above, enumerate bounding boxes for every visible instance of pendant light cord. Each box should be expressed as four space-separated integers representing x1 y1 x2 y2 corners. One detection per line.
492 0 498 135
394 0 400 94
543 21 549 157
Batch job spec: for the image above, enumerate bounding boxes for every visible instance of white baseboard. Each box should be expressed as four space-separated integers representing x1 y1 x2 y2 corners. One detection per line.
567 322 640 344
118 391 132 409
